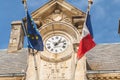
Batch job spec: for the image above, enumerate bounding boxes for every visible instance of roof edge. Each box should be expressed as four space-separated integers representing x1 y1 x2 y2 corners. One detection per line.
87 70 120 74
96 42 120 46
0 49 7 51
0 73 25 77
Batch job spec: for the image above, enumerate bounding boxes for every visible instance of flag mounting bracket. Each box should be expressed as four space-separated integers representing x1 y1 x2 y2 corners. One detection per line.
73 43 79 53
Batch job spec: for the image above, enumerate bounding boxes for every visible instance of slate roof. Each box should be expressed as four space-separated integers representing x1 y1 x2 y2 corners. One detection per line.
0 49 28 76
0 43 120 76
86 43 120 71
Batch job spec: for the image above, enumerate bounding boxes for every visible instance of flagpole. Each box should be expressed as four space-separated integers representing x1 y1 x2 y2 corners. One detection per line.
83 0 93 24
22 18 27 36
71 58 78 80
71 0 93 80
88 0 93 11
22 0 28 13
21 0 28 36
32 49 40 80
22 0 40 80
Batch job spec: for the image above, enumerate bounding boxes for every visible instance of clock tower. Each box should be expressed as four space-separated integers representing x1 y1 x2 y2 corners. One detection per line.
26 0 86 80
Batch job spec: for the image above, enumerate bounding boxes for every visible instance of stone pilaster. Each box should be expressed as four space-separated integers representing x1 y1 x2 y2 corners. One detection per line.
8 21 24 53
75 56 86 80
26 52 41 80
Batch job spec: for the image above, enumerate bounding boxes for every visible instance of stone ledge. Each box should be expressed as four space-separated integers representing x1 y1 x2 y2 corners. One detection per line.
87 71 120 80
11 21 22 25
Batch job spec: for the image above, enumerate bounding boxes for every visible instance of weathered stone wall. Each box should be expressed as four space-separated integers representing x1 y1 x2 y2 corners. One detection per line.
26 51 86 80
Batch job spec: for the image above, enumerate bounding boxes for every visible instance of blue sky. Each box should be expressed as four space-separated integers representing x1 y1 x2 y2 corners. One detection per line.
0 0 120 49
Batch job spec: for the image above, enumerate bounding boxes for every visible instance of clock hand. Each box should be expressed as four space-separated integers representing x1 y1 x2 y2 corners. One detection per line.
54 38 62 46
55 40 66 48
54 42 58 46
58 37 62 44
61 40 66 43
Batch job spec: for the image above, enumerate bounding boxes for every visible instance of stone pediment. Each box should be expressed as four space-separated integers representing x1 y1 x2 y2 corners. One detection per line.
31 0 85 20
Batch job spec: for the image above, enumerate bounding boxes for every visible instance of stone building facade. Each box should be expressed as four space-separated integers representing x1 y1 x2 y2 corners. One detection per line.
0 0 120 80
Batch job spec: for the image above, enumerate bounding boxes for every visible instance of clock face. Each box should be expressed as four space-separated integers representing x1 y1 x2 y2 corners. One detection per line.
45 35 68 53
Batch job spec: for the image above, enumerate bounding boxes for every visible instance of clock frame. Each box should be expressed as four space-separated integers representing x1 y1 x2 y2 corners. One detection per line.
39 22 80 62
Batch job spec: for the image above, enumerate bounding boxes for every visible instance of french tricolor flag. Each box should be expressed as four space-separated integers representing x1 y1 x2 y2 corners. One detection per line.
77 12 96 60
